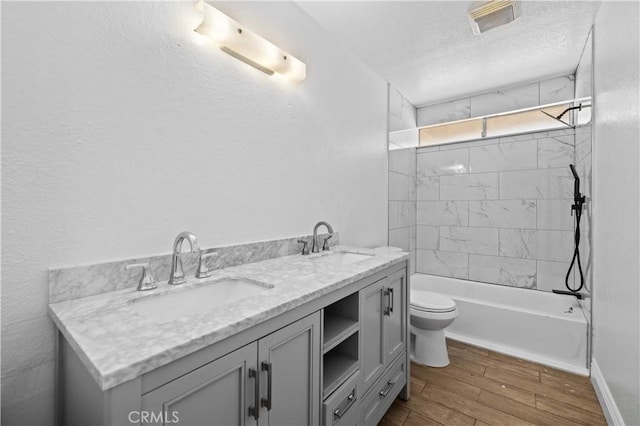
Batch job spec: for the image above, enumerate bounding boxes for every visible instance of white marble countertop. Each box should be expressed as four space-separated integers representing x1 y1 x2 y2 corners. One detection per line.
48 246 408 391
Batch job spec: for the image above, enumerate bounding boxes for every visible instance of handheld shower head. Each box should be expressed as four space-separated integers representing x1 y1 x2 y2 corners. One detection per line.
569 164 579 180
569 164 584 205
570 164 580 201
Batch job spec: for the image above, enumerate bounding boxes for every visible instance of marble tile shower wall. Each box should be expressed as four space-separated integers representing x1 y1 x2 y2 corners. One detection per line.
415 126 591 291
416 75 575 127
389 148 417 275
389 85 417 132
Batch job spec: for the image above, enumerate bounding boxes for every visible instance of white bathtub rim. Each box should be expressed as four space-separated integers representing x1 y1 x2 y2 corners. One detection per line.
447 295 586 324
445 331 589 376
411 273 588 323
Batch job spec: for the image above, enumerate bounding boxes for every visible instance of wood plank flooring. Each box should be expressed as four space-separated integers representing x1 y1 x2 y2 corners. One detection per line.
379 340 606 426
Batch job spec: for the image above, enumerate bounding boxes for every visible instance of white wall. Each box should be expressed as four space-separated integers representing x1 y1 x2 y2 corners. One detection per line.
1 2 388 424
592 2 640 425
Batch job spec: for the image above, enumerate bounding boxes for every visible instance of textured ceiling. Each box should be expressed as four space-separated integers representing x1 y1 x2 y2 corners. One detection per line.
298 1 600 107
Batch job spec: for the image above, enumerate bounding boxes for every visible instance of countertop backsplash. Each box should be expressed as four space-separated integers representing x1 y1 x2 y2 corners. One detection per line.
49 232 337 303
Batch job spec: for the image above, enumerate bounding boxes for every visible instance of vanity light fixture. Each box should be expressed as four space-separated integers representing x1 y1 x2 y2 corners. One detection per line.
194 1 306 82
468 0 521 35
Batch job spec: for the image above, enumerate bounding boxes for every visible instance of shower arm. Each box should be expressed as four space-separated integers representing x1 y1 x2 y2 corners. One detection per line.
540 103 591 129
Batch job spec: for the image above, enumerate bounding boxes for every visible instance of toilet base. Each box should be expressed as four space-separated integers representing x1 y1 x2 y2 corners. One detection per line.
411 326 450 367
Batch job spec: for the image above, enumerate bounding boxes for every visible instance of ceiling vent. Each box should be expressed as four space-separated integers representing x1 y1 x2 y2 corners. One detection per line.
468 0 522 34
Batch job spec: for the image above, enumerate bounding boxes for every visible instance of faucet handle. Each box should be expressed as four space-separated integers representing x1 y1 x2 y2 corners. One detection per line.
298 240 310 255
125 263 157 291
196 251 218 279
322 235 333 251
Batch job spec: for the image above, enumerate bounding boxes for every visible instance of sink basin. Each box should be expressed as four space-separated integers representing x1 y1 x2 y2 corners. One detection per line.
311 252 374 266
130 278 273 323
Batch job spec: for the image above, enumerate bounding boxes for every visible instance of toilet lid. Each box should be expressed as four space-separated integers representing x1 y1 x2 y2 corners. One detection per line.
411 290 456 313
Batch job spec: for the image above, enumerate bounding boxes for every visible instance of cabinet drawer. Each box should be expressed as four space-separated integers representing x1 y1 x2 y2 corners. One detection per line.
323 371 360 426
362 353 406 425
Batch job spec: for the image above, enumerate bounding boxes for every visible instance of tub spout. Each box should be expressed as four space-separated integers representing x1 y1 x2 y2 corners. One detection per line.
552 289 583 300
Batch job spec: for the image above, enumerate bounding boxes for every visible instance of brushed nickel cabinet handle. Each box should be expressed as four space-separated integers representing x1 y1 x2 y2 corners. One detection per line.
379 380 395 397
333 390 356 421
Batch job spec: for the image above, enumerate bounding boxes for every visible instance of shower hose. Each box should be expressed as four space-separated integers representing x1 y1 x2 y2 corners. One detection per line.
566 203 585 292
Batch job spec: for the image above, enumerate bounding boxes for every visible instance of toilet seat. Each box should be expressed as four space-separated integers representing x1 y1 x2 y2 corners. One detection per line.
410 290 456 313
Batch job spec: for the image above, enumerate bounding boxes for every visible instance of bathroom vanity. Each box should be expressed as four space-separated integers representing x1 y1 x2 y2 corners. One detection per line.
49 245 409 425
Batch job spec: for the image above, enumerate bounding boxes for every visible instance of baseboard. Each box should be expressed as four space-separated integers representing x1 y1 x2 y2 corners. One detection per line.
591 358 625 425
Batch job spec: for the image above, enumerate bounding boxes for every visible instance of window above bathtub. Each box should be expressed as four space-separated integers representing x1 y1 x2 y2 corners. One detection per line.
388 98 591 150
418 100 590 147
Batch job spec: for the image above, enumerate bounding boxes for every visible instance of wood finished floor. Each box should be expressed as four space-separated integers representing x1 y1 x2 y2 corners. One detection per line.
379 340 606 426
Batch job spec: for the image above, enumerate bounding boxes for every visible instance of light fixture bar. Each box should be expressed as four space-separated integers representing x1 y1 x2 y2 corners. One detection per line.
220 47 275 76
194 1 306 82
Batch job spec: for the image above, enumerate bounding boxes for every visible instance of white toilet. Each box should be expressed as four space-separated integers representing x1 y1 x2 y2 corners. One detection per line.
410 289 458 367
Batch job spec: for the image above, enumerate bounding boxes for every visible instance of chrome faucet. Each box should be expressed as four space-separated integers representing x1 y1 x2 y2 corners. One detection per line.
168 231 200 285
311 221 334 253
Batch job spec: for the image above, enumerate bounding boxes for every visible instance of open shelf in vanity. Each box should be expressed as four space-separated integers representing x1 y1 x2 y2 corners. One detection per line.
322 292 359 399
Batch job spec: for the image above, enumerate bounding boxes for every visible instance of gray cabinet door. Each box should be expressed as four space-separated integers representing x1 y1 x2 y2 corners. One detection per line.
258 312 321 426
383 269 406 364
359 278 386 391
142 342 258 426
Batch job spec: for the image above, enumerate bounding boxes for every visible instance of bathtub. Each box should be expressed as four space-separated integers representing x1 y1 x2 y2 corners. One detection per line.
411 273 588 375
